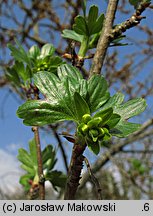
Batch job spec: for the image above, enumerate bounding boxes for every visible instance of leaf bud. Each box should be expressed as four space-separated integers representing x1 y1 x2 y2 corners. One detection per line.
82 114 91 124
77 123 89 135
87 117 102 128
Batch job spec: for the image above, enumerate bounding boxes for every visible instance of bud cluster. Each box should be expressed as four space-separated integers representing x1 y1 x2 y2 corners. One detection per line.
77 113 111 144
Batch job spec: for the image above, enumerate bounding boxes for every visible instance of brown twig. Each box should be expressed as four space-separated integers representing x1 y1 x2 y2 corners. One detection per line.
32 126 45 200
64 136 86 199
89 1 150 77
110 1 151 41
89 0 119 76
32 86 45 200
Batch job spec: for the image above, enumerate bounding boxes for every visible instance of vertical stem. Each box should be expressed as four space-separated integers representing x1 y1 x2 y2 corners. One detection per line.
78 36 89 57
89 0 119 76
32 85 45 199
64 136 86 199
33 126 45 200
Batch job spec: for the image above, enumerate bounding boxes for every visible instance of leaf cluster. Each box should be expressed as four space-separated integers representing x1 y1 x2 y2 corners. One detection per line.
62 4 127 54
17 63 146 154
17 139 66 192
6 42 63 88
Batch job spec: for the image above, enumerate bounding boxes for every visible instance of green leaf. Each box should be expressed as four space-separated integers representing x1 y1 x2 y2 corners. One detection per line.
84 4 105 36
6 67 20 85
106 113 121 128
87 75 110 112
77 79 88 99
73 15 88 36
42 145 57 171
17 66 86 125
7 40 31 66
29 45 40 60
57 64 83 82
47 56 63 72
62 29 83 43
7 61 31 84
29 139 37 166
103 128 112 141
115 98 147 119
17 148 34 168
94 107 113 126
20 164 35 175
17 100 75 126
39 43 55 58
102 92 125 110
113 120 141 137
14 61 30 82
87 5 98 35
74 92 90 122
87 142 100 155
92 13 104 34
19 174 33 191
46 171 67 189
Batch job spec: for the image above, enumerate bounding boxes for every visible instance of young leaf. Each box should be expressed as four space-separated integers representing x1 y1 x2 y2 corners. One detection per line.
57 64 83 82
87 142 100 155
73 15 88 36
8 41 31 66
46 171 67 189
91 13 104 35
29 45 40 60
20 164 35 175
77 79 88 98
62 29 83 43
106 113 121 128
87 5 98 35
94 107 113 126
6 67 21 85
102 92 125 110
39 43 55 58
74 92 90 122
87 74 110 112
114 98 147 119
42 145 57 171
17 148 34 168
87 5 104 35
13 61 30 82
17 100 76 126
19 174 33 191
29 139 37 166
113 120 141 137
17 66 86 126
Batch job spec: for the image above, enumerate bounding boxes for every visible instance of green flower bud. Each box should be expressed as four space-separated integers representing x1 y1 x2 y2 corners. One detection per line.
98 128 105 138
89 129 99 137
77 123 89 135
89 129 99 142
82 114 91 124
87 117 102 129
103 127 111 141
82 124 89 134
